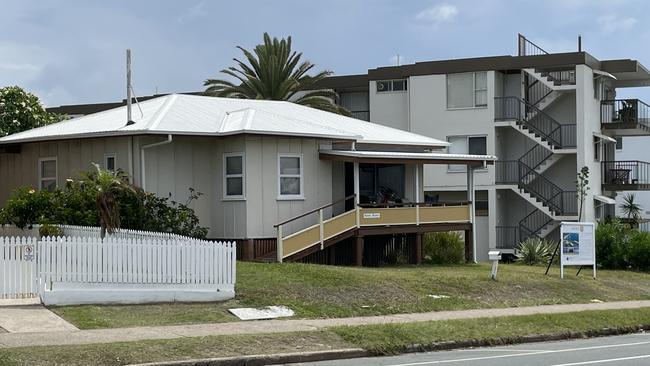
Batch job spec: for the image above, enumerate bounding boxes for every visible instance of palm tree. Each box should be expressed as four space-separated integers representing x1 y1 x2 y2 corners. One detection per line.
621 193 643 223
204 33 349 115
84 164 134 238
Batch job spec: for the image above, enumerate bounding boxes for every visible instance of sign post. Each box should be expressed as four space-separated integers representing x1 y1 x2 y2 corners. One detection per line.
560 222 596 279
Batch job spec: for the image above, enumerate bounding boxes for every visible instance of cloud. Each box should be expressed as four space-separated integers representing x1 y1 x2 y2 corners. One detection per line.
415 4 458 25
176 2 207 24
597 14 637 33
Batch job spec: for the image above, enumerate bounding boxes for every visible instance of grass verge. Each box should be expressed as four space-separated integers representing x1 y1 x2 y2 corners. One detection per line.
0 331 352 366
51 262 650 329
2 308 650 365
330 307 650 355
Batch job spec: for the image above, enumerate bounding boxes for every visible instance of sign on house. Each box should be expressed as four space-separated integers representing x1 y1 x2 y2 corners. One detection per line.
560 222 596 279
363 212 381 219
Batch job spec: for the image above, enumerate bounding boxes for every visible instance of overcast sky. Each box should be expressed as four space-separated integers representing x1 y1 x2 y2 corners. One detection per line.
2 0 649 107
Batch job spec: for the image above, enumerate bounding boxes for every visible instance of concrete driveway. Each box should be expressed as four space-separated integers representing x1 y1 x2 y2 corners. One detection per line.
0 298 77 333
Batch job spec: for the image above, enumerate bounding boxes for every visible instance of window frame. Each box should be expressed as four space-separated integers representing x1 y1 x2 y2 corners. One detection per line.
593 136 601 162
446 135 488 173
277 153 304 200
103 153 116 174
446 71 489 110
222 152 246 200
38 156 58 191
376 79 408 94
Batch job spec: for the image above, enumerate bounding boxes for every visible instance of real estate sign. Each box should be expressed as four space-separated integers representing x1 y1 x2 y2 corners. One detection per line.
560 222 596 279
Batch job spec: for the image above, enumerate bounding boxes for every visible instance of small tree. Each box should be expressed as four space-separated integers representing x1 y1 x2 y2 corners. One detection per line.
0 86 64 137
577 166 590 221
82 164 135 238
621 193 643 224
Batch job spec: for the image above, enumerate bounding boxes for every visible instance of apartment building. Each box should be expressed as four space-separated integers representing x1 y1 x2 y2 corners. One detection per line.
318 35 650 259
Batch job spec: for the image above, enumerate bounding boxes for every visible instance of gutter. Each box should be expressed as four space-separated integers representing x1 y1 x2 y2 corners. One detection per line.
140 134 173 191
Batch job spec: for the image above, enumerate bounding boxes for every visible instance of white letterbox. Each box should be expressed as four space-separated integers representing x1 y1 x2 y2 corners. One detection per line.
488 250 502 261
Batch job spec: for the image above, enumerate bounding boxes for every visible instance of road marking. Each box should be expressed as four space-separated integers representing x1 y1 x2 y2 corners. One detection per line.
549 354 650 365
383 340 650 365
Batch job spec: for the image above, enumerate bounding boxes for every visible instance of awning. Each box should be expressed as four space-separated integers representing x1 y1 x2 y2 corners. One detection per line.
593 132 617 143
319 149 497 166
593 69 617 80
594 195 616 205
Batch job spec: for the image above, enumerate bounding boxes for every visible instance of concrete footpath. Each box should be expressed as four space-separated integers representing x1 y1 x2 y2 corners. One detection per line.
1 300 650 348
0 298 77 334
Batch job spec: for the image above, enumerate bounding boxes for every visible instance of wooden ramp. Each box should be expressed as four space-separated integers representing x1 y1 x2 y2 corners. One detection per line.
275 197 472 263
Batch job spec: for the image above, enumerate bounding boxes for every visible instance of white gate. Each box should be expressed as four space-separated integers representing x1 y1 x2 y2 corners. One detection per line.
0 237 39 299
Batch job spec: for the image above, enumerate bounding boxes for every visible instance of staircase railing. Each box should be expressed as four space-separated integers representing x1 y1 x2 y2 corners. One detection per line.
520 144 553 172
518 162 565 215
518 33 548 56
519 209 553 243
495 97 576 149
524 71 553 108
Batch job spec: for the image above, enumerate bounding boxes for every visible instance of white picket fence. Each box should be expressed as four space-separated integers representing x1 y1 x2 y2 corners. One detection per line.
1 237 38 299
0 224 194 241
0 231 236 304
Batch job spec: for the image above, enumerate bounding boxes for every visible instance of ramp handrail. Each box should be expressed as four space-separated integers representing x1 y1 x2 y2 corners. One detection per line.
274 195 356 228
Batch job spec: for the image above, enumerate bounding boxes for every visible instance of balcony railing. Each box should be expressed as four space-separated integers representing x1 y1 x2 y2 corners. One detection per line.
601 99 650 129
542 69 576 86
350 111 370 121
602 161 650 186
495 160 519 185
496 226 519 249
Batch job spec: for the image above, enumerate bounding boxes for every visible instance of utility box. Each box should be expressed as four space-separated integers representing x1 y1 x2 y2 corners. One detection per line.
488 250 501 280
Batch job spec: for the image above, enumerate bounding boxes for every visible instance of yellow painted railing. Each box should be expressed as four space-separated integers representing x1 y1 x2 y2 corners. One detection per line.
276 201 471 262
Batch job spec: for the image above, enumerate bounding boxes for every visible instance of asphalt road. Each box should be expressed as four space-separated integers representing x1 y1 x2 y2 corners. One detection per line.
288 333 650 366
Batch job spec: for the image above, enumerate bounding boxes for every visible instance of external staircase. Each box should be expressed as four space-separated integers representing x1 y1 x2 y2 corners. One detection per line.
495 95 578 250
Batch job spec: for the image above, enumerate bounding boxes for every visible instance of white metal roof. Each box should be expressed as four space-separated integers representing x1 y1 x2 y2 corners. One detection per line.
594 194 616 205
319 149 497 164
0 94 449 147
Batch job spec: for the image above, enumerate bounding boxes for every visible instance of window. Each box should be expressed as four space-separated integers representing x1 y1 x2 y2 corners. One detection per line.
223 153 245 199
376 79 407 93
447 72 488 109
447 136 487 172
39 157 57 192
278 154 303 199
104 154 116 173
359 164 405 204
593 136 601 161
615 137 623 150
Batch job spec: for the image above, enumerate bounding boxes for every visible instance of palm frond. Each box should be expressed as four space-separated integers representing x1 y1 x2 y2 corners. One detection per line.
203 32 347 114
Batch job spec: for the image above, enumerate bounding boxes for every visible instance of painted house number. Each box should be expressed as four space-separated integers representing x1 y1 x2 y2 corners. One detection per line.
363 212 381 219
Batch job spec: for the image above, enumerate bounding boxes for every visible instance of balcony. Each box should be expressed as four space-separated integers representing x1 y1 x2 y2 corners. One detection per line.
601 99 650 136
602 161 650 191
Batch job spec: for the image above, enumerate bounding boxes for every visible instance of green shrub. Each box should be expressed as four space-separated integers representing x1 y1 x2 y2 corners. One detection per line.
0 169 208 239
39 223 63 238
423 232 465 264
628 231 650 271
0 187 54 229
516 237 554 265
595 219 631 269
